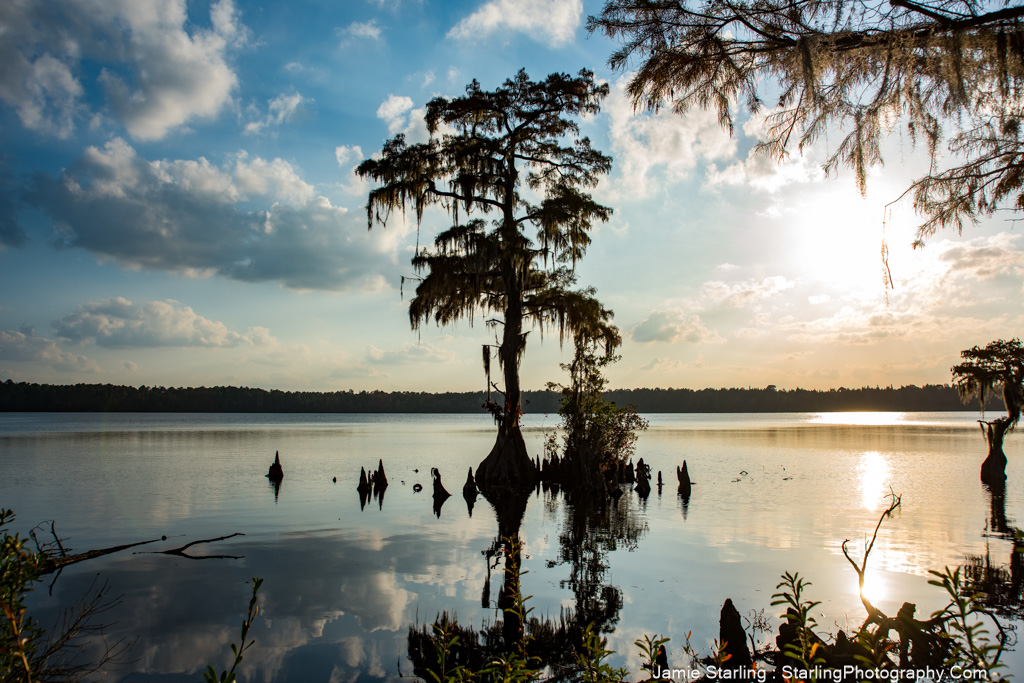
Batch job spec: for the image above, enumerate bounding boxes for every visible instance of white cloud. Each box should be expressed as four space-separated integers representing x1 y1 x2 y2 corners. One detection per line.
0 330 99 372
631 309 724 344
706 150 824 193
604 76 736 198
935 232 1024 281
340 19 382 43
376 95 414 134
365 342 454 364
639 355 706 373
233 153 315 205
152 155 240 201
705 108 829 193
334 145 369 196
697 276 796 308
448 0 582 47
54 298 276 348
773 303 952 346
244 92 308 135
16 55 83 139
375 95 430 142
0 0 246 140
28 139 413 291
101 0 244 140
335 145 364 167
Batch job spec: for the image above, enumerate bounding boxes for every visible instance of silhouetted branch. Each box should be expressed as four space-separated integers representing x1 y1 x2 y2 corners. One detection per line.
32 576 132 680
842 491 901 622
41 537 167 574
145 533 246 560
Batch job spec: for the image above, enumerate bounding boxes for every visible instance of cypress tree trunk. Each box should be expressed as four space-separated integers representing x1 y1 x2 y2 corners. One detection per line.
475 268 537 492
981 418 1009 485
477 424 534 491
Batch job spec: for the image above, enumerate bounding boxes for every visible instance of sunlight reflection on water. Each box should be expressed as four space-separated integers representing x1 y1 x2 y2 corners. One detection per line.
806 409 905 423
858 451 892 510
812 411 907 426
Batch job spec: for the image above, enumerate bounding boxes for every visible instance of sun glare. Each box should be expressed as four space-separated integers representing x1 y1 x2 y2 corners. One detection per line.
789 192 899 291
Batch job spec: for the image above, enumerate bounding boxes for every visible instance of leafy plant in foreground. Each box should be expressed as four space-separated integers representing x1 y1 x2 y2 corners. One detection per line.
1 508 45 681
576 623 627 683
771 571 825 672
929 567 1005 678
203 576 263 683
634 633 669 679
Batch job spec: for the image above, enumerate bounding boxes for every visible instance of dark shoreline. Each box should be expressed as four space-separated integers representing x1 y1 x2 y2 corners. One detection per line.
0 379 999 414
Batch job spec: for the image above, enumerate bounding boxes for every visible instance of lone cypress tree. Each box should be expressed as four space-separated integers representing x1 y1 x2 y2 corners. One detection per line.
357 70 616 491
952 338 1024 485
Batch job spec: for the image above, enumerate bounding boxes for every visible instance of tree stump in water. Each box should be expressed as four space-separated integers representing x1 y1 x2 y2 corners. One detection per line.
719 598 752 671
677 461 692 499
266 451 284 483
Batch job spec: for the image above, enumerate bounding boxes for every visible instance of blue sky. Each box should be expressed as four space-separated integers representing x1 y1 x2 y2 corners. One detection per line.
1 0 1021 393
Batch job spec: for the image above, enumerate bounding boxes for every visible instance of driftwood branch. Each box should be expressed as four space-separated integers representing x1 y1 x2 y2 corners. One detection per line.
144 532 246 560
40 532 246 574
41 537 167 575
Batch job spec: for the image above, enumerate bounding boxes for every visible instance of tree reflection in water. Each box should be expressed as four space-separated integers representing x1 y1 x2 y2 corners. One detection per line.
408 480 1024 678
408 485 647 679
963 482 1024 621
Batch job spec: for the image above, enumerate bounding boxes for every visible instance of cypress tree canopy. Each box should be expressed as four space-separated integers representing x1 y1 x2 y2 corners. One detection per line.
590 0 1024 243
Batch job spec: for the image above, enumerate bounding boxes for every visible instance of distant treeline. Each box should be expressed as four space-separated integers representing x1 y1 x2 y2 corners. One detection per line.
0 380 1001 414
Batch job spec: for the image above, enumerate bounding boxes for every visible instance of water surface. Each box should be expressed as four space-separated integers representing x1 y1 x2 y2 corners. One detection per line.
1 411 1020 680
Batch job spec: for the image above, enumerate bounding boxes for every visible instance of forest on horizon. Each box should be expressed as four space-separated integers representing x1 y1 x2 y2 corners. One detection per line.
0 379 1001 414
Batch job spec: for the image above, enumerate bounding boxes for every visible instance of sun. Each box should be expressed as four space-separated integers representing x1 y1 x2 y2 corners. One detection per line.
785 184 920 293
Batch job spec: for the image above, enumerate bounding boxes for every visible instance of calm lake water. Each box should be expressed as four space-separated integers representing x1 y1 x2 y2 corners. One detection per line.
1 411 1022 680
